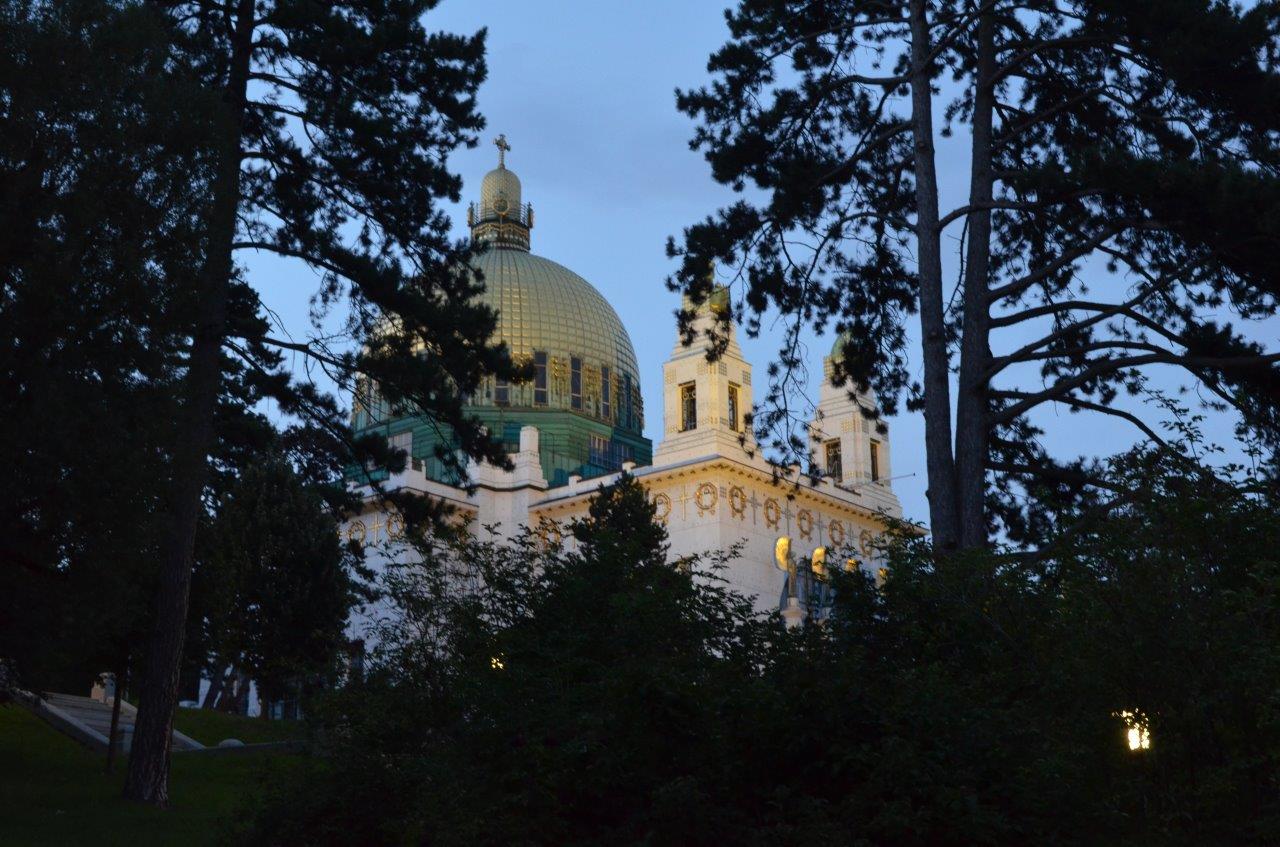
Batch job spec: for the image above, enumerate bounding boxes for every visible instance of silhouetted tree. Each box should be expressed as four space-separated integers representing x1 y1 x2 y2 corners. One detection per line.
124 0 520 805
193 455 366 715
0 0 212 692
670 0 1280 551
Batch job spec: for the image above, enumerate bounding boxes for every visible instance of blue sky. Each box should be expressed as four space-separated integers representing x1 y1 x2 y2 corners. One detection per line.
250 0 1266 529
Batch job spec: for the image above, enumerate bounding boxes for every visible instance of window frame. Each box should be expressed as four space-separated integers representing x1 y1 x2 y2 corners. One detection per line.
600 365 611 420
533 351 548 405
623 373 634 430
570 356 582 410
825 438 842 481
680 381 697 432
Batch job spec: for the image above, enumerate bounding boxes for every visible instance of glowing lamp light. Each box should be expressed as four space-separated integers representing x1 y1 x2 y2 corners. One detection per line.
811 547 827 577
1118 710 1151 751
774 536 792 571
490 655 505 671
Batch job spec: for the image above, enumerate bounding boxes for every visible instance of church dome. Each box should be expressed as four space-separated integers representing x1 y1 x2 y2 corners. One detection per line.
472 248 641 416
351 136 652 486
463 136 644 437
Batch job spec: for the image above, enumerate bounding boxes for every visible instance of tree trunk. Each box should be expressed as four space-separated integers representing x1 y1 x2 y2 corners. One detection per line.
200 662 229 710
124 0 256 807
104 665 126 774
217 668 239 713
232 668 251 715
908 0 960 550
954 10 997 550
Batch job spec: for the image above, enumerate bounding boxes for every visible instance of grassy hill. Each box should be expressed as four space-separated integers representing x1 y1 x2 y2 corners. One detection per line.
173 707 303 746
0 704 307 846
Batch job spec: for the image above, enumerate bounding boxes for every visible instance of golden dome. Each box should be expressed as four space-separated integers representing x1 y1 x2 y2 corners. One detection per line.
466 136 642 433
471 247 642 432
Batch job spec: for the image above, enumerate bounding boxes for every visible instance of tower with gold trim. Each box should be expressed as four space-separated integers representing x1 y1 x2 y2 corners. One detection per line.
653 287 755 464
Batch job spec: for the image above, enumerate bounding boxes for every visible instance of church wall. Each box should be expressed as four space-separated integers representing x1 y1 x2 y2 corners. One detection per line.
647 471 894 614
340 450 902 654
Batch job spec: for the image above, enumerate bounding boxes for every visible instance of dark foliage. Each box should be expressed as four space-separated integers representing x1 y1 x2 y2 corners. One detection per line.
244 466 1280 845
0 0 213 691
669 0 1280 550
192 455 368 712
120 0 510 803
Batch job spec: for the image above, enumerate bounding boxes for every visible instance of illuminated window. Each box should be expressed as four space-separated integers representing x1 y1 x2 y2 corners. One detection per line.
570 356 582 410
869 439 881 481
825 439 842 480
601 365 611 420
680 382 697 432
727 383 741 432
533 352 547 405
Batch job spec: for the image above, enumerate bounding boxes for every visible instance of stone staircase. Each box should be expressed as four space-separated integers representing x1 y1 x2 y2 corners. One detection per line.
26 691 204 754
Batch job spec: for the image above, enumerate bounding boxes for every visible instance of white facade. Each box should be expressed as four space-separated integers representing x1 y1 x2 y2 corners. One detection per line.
343 296 907 628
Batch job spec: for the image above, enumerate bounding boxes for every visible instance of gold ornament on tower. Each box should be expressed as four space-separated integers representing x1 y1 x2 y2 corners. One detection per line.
694 482 717 515
653 493 672 522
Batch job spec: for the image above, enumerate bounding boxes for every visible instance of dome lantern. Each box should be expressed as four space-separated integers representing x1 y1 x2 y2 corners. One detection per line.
469 134 534 251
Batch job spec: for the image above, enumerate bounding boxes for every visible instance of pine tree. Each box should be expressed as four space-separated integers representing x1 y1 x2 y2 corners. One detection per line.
123 0 517 805
193 454 364 715
0 0 214 692
670 0 1280 551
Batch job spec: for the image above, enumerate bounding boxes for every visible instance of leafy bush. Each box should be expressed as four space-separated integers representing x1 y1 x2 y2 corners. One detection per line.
243 465 1280 846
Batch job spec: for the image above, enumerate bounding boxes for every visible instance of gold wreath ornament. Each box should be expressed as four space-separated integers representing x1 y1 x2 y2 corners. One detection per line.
764 498 781 529
797 509 814 539
653 493 672 522
695 482 718 514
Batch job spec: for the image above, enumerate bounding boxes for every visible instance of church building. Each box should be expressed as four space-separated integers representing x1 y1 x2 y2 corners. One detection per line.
342 140 905 623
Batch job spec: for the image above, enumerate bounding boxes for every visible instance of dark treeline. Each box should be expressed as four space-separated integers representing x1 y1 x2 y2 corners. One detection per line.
246 465 1280 846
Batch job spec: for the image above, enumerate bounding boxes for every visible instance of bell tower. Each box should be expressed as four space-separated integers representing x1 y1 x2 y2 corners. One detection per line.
653 287 754 464
808 336 897 511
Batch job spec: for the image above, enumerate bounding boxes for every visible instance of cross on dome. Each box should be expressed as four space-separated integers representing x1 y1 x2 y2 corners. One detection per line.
494 133 511 167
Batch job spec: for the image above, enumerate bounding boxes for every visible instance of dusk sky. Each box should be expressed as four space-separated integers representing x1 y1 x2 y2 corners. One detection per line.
251 0 1264 528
